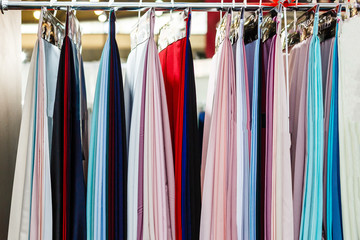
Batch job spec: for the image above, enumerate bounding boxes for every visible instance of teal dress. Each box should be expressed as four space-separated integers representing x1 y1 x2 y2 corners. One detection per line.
326 9 343 240
300 10 324 240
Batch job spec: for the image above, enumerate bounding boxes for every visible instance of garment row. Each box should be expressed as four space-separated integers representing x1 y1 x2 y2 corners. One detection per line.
8 6 360 240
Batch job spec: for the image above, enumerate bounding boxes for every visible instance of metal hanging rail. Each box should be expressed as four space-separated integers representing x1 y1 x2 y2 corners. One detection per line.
0 0 352 12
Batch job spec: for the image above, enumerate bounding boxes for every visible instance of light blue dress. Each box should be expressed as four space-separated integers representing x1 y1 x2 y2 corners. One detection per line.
86 38 110 240
300 10 324 240
249 10 262 240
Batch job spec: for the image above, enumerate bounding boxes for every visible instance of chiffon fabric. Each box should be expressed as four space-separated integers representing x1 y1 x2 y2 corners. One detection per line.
8 10 57 240
249 12 262 240
124 12 148 240
86 11 127 240
271 13 294 240
300 11 324 240
288 36 311 240
200 12 237 240
326 12 343 240
159 10 201 240
234 15 250 240
51 12 87 240
125 8 175 240
321 36 335 240
264 33 276 240
259 36 272 240
338 15 360 240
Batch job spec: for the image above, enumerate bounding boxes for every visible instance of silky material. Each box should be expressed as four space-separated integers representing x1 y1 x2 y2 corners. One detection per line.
264 33 276 240
338 15 360 240
29 35 52 240
321 36 335 237
86 11 127 240
288 37 311 240
245 40 256 112
200 51 220 191
200 13 237 240
326 12 343 240
159 10 201 240
259 37 272 240
86 36 107 240
235 16 250 240
249 11 262 240
124 16 148 240
271 13 294 240
51 13 87 238
142 9 175 240
321 36 335 239
8 11 57 239
300 11 324 240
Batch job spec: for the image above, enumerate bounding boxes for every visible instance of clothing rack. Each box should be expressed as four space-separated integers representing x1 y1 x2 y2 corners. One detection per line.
0 0 351 13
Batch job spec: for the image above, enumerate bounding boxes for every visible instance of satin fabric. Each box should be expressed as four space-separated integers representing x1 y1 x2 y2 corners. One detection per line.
321 37 335 240
159 11 201 240
200 13 237 240
51 17 87 238
300 12 324 240
326 13 343 240
235 17 250 240
264 34 276 240
271 14 294 240
142 9 175 240
201 51 220 191
125 20 148 240
8 12 58 239
86 12 127 240
288 37 311 240
249 12 262 240
259 37 272 240
338 15 360 240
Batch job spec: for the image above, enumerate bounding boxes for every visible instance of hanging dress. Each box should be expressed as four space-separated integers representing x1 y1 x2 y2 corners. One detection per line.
234 12 250 240
125 8 175 240
326 9 343 240
124 10 149 240
338 13 360 240
271 12 294 240
288 36 311 240
200 12 237 240
300 10 324 240
249 11 262 240
51 10 87 240
8 9 60 240
159 9 201 240
86 11 127 240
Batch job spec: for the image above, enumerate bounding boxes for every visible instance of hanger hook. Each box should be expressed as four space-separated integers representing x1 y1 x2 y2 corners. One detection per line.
0 0 8 14
0 0 4 14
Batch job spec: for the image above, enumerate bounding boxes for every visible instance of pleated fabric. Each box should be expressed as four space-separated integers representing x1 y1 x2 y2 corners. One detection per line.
288 36 311 240
259 37 272 240
124 13 148 240
86 11 127 240
200 12 237 240
321 36 335 240
264 33 276 240
159 10 201 240
271 13 294 240
338 15 360 240
125 8 175 240
8 10 58 240
249 12 262 240
300 11 324 240
51 11 87 240
234 15 250 240
326 11 343 240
